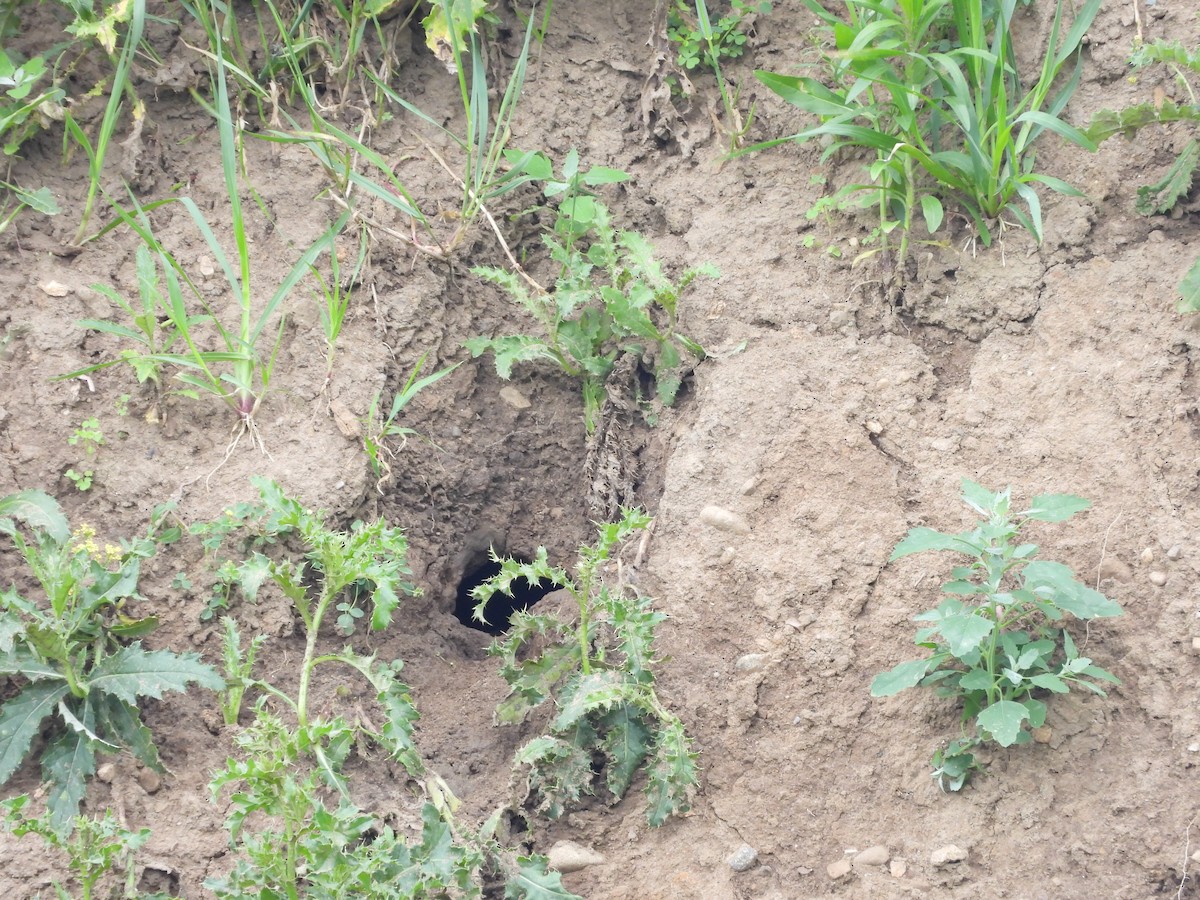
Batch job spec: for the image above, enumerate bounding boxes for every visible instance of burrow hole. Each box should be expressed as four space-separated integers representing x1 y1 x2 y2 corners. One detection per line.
454 557 555 635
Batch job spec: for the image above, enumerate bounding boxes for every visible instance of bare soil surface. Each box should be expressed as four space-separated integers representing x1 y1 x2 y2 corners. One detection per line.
2 1 1200 898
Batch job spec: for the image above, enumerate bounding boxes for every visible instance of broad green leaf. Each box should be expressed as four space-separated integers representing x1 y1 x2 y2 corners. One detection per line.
0 490 68 543
0 681 69 783
1030 673 1069 693
1022 493 1091 522
958 668 993 691
870 657 934 697
1023 698 1047 728
86 643 223 705
0 647 63 681
505 857 584 900
920 194 943 233
976 700 1030 747
938 613 994 659
889 527 966 560
43 729 96 835
1022 561 1122 618
1178 254 1200 314
960 479 1002 516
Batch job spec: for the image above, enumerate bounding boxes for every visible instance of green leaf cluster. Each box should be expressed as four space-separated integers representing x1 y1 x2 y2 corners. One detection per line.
1083 41 1200 312
472 510 698 825
467 152 714 434
0 490 221 833
750 0 1100 271
208 703 578 900
668 0 771 71
871 479 1122 790
2 794 166 900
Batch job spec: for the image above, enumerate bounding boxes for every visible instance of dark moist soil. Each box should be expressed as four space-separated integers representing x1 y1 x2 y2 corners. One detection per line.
3 1 1200 898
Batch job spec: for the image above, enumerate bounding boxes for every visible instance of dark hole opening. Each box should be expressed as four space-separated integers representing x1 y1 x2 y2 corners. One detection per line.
455 558 554 635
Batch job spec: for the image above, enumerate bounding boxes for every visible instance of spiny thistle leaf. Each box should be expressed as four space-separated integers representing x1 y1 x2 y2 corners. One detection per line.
0 681 69 784
86 642 223 705
95 694 161 773
1135 139 1199 216
505 857 585 900
42 729 96 835
599 705 652 800
0 490 69 543
644 720 698 826
552 671 638 732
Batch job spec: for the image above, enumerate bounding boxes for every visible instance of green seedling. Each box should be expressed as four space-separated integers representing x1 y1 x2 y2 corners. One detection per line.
1084 40 1200 311
208 708 577 899
218 615 266 726
191 477 418 736
69 416 104 456
472 510 698 825
0 49 66 157
312 225 368 394
363 354 460 491
2 796 165 900
0 490 222 834
668 0 771 150
871 479 1123 790
62 0 146 244
468 190 714 434
366 1 535 254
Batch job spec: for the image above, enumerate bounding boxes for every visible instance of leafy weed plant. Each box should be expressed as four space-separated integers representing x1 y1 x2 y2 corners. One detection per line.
1083 40 1200 311
871 480 1123 790
468 154 714 433
749 0 1099 275
198 478 575 898
668 0 771 149
472 510 698 825
363 353 460 492
2 795 167 900
0 490 221 833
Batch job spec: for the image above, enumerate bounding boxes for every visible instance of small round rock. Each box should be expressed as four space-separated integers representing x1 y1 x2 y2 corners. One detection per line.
826 857 851 880
728 844 758 873
930 845 968 867
1149 571 1167 586
547 841 605 874
854 845 890 867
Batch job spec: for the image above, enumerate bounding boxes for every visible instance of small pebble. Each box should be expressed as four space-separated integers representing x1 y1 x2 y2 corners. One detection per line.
1140 548 1154 565
498 386 531 409
1149 571 1167 586
699 505 750 535
890 859 907 878
728 844 758 873
930 437 955 453
1033 726 1053 744
1168 545 1183 560
719 547 737 564
96 763 117 784
1191 637 1200 655
930 845 968 867
735 653 767 672
826 858 851 880
137 769 162 794
1188 743 1199 753
866 420 883 435
547 841 605 873
854 845 890 867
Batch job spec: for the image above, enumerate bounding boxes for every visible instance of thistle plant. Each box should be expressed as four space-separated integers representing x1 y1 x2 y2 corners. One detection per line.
872 480 1123 790
472 510 698 825
0 490 222 833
